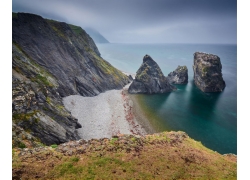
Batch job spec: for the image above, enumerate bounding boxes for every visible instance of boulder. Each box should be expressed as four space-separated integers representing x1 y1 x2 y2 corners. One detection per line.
167 65 188 84
193 52 226 92
128 55 176 94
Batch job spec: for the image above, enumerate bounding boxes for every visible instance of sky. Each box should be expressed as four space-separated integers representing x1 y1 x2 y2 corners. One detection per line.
12 0 236 44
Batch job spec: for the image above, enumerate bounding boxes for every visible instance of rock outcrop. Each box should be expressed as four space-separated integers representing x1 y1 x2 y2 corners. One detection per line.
193 52 226 92
167 65 188 84
128 55 176 94
12 12 131 146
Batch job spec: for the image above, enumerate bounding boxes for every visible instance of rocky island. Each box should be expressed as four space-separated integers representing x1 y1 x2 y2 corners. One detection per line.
193 52 226 92
167 65 188 84
128 55 176 94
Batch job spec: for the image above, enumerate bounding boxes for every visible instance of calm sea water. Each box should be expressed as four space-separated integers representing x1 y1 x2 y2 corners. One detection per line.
97 43 237 154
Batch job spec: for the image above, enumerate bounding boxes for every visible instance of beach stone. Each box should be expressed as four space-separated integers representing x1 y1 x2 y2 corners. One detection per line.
167 65 188 84
193 52 226 92
128 55 176 94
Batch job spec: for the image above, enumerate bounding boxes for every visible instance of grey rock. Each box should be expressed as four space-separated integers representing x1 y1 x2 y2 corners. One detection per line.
12 12 130 146
128 55 176 94
167 65 188 84
193 52 226 92
12 13 130 97
128 75 133 81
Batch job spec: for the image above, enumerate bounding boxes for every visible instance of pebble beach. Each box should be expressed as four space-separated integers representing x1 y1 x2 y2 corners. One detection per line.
63 83 148 140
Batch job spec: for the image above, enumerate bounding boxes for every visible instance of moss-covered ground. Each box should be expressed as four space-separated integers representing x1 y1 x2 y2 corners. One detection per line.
12 131 236 180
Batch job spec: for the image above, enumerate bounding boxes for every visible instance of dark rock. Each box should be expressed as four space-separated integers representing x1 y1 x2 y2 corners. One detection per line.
128 55 176 94
12 12 130 97
12 12 131 146
167 65 188 84
128 75 134 81
193 52 226 92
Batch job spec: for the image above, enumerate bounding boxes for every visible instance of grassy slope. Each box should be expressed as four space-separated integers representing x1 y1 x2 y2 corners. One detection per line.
12 131 236 180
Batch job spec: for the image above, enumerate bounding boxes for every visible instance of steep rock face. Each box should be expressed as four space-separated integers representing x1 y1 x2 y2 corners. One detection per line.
167 65 188 84
193 52 226 92
128 55 176 94
12 13 130 97
12 13 130 146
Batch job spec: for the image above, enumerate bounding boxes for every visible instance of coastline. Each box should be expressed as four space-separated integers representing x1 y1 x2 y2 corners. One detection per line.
63 83 153 140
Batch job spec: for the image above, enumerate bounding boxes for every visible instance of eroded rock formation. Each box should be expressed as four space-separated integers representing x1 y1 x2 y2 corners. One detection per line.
193 52 226 92
128 55 176 94
167 65 188 84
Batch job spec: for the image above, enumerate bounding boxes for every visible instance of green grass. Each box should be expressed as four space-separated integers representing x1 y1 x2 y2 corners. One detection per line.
110 137 118 145
68 24 83 35
12 110 39 123
13 131 237 179
18 142 26 149
52 162 83 177
70 157 80 162
50 144 58 148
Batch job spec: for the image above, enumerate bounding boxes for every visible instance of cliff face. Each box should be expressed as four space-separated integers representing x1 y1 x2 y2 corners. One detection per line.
128 55 176 94
167 65 188 84
13 13 130 97
193 52 226 92
12 12 130 146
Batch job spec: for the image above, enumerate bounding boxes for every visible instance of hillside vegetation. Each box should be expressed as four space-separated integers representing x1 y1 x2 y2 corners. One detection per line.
13 131 236 180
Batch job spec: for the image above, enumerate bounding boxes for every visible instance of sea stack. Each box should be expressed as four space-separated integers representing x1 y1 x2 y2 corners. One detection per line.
193 52 226 92
128 55 176 94
167 65 188 84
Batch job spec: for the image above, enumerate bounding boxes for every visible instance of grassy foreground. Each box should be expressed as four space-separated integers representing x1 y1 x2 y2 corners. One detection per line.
12 131 236 180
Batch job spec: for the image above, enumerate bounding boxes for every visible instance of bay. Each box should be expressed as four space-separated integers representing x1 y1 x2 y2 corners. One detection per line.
96 43 237 154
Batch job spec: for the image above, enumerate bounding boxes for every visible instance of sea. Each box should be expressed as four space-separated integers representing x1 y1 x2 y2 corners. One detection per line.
96 43 237 155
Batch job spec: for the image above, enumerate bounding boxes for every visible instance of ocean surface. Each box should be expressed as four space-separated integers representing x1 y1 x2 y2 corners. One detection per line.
96 43 237 154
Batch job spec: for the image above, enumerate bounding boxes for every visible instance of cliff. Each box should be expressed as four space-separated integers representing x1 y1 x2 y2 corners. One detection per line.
12 12 130 146
193 52 226 92
128 55 176 94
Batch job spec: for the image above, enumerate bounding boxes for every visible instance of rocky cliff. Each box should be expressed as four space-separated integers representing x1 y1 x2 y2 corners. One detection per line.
128 55 176 94
167 65 188 84
12 12 130 146
193 52 226 92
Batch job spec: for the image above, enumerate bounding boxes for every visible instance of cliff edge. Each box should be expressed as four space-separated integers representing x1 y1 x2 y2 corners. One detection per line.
12 12 130 146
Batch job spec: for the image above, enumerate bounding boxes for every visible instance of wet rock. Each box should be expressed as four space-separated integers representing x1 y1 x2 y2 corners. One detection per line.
128 55 176 94
193 52 226 92
167 65 188 84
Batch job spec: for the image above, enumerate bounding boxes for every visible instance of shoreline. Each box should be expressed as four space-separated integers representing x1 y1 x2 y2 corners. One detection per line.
63 83 153 140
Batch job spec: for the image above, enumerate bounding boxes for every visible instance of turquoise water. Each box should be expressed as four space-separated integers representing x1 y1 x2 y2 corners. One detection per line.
97 43 237 154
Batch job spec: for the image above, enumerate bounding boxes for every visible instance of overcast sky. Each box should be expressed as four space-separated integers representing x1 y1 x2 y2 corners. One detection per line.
12 0 237 44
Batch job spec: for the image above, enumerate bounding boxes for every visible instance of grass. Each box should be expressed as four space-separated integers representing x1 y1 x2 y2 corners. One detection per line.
12 110 39 123
13 42 57 88
12 131 237 179
110 137 118 145
18 142 26 149
50 144 58 148
91 52 128 84
68 24 83 35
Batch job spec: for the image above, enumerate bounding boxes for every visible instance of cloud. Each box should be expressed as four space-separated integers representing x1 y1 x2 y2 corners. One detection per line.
12 0 237 44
